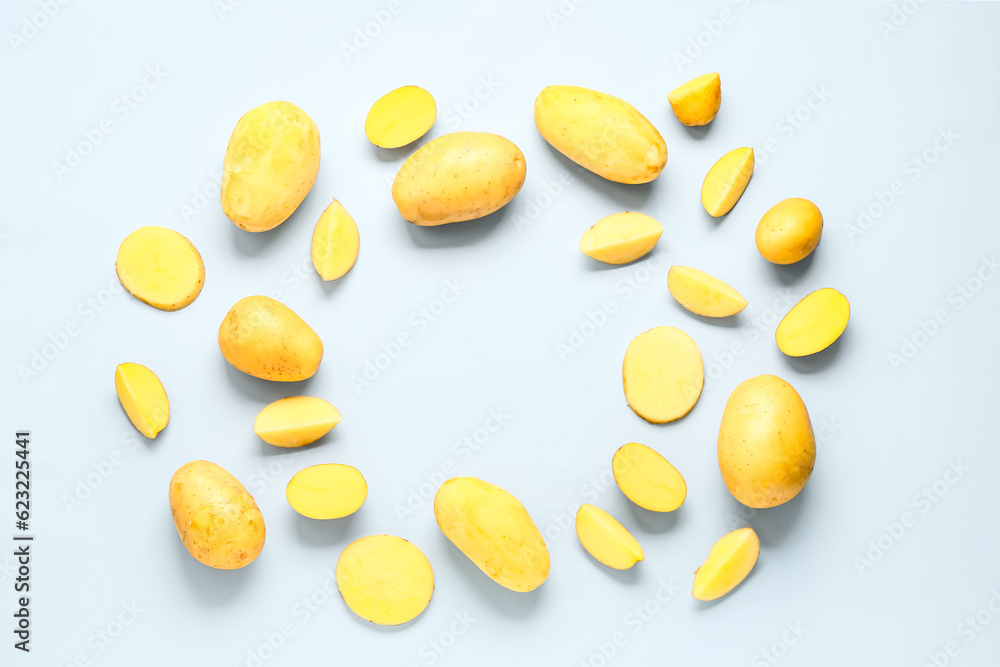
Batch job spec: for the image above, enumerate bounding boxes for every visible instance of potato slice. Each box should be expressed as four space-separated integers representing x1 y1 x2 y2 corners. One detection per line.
254 396 340 447
667 73 721 126
667 266 747 318
580 212 663 265
365 86 436 149
336 535 434 625
692 527 760 601
311 200 359 281
115 226 204 311
575 504 644 570
612 442 686 512
115 362 169 438
776 288 850 357
286 464 366 519
622 326 703 423
701 147 754 217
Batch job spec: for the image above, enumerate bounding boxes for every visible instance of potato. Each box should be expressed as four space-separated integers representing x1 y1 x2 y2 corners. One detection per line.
692 527 759 601
667 73 721 127
580 212 662 265
612 442 686 512
434 477 549 592
286 464 366 519
718 375 816 508
776 288 850 357
365 85 436 148
667 266 747 318
169 460 265 570
221 101 320 232
311 200 359 281
534 85 667 184
114 362 169 438
575 504 644 570
336 535 434 625
115 226 204 311
254 396 341 447
756 198 823 264
391 132 526 225
622 326 704 423
701 147 754 217
218 296 323 382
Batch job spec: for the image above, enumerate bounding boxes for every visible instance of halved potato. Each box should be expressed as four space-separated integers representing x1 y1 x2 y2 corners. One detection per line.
622 326 703 423
701 147 754 217
692 527 760 601
336 535 434 625
776 288 850 356
667 73 721 126
311 200 360 281
575 504 644 570
254 396 340 447
667 266 747 317
365 86 436 149
286 464 366 519
580 212 663 265
114 362 169 438
116 226 205 311
612 443 686 512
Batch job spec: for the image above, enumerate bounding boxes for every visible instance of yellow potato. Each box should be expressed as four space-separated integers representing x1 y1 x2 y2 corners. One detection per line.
391 131 526 225
701 147 754 217
612 442 686 512
580 211 663 265
114 362 169 438
115 226 204 311
286 464 366 519
434 477 549 592
365 85 436 148
218 296 323 382
311 200 359 281
254 396 341 447
756 198 823 264
221 101 320 232
692 527 759 601
169 460 265 570
534 85 667 184
337 535 434 625
776 288 850 357
667 266 747 318
622 326 704 424
667 73 721 126
718 375 816 508
575 504 644 570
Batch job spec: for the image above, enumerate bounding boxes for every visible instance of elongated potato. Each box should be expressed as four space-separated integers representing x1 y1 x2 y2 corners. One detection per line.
622 326 704 423
667 73 722 127
337 535 434 625
218 296 323 382
756 198 823 264
391 132 526 225
692 527 759 601
286 464 366 519
254 396 341 447
612 443 686 512
776 288 850 356
580 212 662 265
116 226 204 311
311 200 359 281
114 362 169 438
575 504 644 570
667 266 747 317
534 85 667 184
365 86 436 148
701 147 754 217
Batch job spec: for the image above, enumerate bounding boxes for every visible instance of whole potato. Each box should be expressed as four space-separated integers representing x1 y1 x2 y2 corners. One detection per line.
218 296 323 382
755 198 823 264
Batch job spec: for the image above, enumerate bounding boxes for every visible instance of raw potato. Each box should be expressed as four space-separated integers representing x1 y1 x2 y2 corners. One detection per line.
254 396 341 447
218 296 323 382
391 131 526 225
667 266 748 318
337 535 433 625
756 198 823 264
701 147 754 217
115 226 205 311
575 504 644 570
718 375 816 508
169 460 265 570
534 85 667 184
311 200 360 281
776 288 850 357
365 85 436 148
114 362 169 438
286 464 366 519
221 101 320 232
667 73 722 126
692 527 760 601
622 326 704 424
580 212 663 265
434 477 549 592
612 442 686 512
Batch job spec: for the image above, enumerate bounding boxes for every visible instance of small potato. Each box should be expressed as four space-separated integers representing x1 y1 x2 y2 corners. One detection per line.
612 442 686 512
337 535 434 625
692 527 759 601
218 296 323 382
365 85 436 148
667 266 747 318
286 464 366 519
254 396 341 447
311 200 359 281
701 147 754 217
114 362 169 438
622 326 704 424
776 288 850 357
667 73 722 126
115 226 204 311
575 504 644 570
580 212 663 265
756 198 823 264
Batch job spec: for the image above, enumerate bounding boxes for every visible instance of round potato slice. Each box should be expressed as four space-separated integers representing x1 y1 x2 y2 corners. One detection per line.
612 443 686 511
336 535 434 625
286 464 366 520
116 226 205 311
622 326 704 423
254 396 341 447
776 288 850 357
365 85 436 149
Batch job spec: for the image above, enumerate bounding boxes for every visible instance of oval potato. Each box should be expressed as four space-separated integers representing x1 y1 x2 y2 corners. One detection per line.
756 198 823 265
218 296 323 382
254 396 341 447
776 288 850 357
286 464 366 519
365 85 436 148
612 442 686 512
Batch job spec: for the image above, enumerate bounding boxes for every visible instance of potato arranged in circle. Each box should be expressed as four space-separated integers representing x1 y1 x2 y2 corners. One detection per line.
667 266 748 318
756 198 823 265
580 211 663 265
776 288 850 357
255 396 341 447
286 464 367 520
575 504 644 570
115 362 169 438
692 527 760 601
365 85 436 148
622 326 704 423
336 535 434 625
612 443 686 512
115 226 204 311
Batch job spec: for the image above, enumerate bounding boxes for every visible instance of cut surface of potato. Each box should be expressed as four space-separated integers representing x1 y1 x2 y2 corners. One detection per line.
667 73 721 126
115 362 169 438
622 326 704 423
286 464 366 519
701 147 754 217
776 288 850 357
667 266 747 318
365 85 436 148
612 442 686 512
692 527 760 601
575 504 644 570
311 200 359 281
115 226 205 311
254 396 341 447
580 212 663 265
336 535 434 625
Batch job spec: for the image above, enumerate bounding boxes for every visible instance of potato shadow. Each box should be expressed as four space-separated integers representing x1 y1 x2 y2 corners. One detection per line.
578 543 643 585
171 514 257 604
625 502 684 534
256 426 339 457
670 299 745 329
222 362 316 403
229 197 314 257
371 134 432 162
404 205 509 248
583 247 669 272
682 124 713 141
780 327 849 374
540 142 656 211
293 510 356 547
692 564 759 611
767 247 817 285
745 488 808 549
438 537 545 618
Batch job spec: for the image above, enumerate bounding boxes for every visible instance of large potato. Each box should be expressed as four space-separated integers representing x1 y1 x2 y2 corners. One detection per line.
218 296 323 382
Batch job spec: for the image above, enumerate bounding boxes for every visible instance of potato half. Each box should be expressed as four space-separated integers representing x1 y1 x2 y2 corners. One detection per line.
575 504 644 570
580 212 663 265
776 288 850 357
254 396 341 447
612 442 686 512
114 362 169 438
287 464 366 520
365 85 436 148
667 266 748 318
692 527 759 601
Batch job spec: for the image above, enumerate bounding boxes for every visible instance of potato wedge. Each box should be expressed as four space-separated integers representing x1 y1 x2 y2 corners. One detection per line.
575 504 644 570
667 266 747 317
114 362 169 438
667 73 721 126
286 464 366 519
115 226 204 311
580 212 663 265
692 527 760 601
254 396 340 447
622 326 704 423
701 147 754 217
337 535 434 625
756 198 823 265
776 288 850 356
612 442 686 512
311 200 359 281
365 85 436 148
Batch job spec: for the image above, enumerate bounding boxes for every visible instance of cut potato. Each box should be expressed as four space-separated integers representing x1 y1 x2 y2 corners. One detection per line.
667 73 721 126
336 535 434 625
701 147 754 217
692 527 760 601
254 396 341 447
622 326 704 423
365 85 436 148
311 200 359 281
612 442 686 512
756 198 823 265
580 212 663 265
114 362 169 438
667 266 747 317
286 464 366 519
575 504 644 570
115 226 205 311
776 288 850 357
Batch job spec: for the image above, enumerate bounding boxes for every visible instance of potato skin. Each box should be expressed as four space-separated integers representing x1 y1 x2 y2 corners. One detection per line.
218 296 323 382
169 461 265 570
755 198 823 265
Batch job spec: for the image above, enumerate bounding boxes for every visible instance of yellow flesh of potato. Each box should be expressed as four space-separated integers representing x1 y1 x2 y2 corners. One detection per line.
365 85 436 149
692 527 760 601
254 396 341 447
756 198 823 265
115 226 204 311
114 362 169 438
701 147 754 217
612 442 687 512
218 296 324 382
286 464 366 519
622 326 704 423
311 200 360 281
667 73 722 126
575 504 644 570
667 266 748 318
336 535 434 625
776 288 850 356
580 212 663 265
